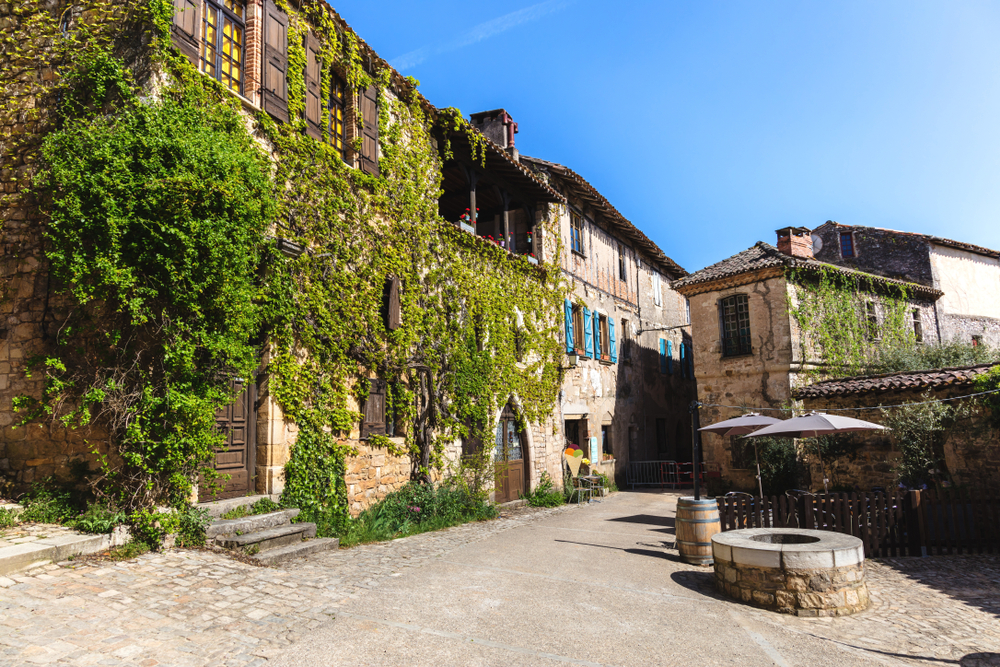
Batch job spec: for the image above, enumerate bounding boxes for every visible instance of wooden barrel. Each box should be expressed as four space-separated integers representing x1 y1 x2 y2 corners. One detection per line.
676 496 721 566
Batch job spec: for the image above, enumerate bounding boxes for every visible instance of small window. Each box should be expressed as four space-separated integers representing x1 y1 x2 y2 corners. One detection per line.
601 425 612 458
572 305 585 352
912 309 923 343
865 302 879 341
685 298 691 324
570 212 585 255
618 244 627 281
598 314 610 360
201 0 246 95
840 232 855 258
720 295 751 357
620 319 631 360
329 73 347 161
973 335 983 347
653 273 662 307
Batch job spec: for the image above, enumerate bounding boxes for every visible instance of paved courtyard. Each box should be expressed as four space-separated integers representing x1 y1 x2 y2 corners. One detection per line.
1 491 998 666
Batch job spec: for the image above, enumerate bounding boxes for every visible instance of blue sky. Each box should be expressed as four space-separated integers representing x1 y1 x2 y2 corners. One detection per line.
332 0 1000 273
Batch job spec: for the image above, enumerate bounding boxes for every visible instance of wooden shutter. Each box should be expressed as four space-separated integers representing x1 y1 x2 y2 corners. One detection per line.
659 339 667 374
171 0 201 66
666 340 673 375
608 318 617 363
361 379 386 438
304 30 323 140
583 307 593 359
360 83 379 175
387 276 402 331
262 0 289 123
564 299 574 354
592 311 601 359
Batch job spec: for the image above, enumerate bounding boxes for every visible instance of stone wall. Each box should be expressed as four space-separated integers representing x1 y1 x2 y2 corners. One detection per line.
345 440 412 516
812 222 935 286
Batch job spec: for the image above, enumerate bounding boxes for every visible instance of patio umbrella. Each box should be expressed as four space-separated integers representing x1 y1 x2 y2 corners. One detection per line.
699 413 782 497
744 411 887 439
698 413 782 437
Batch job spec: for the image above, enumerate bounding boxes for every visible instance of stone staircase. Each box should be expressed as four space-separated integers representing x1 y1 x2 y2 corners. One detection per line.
198 495 338 565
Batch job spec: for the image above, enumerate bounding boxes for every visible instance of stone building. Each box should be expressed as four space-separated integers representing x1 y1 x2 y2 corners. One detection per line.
519 152 698 483
0 1 567 512
794 364 999 492
674 228 942 489
812 221 1000 346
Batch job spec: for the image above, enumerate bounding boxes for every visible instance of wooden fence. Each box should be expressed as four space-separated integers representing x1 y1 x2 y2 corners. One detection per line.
716 489 1000 558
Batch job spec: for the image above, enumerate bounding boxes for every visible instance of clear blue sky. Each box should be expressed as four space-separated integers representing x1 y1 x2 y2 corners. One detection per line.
332 0 1000 274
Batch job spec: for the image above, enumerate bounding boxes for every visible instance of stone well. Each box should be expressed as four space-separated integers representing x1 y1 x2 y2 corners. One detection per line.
711 528 869 617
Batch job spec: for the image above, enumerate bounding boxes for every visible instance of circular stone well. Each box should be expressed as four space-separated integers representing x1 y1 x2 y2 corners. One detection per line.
711 528 869 617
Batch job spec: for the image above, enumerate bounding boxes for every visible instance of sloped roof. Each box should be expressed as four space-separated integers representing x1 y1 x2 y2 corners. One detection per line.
817 221 1000 260
673 241 943 298
794 364 997 399
521 156 687 279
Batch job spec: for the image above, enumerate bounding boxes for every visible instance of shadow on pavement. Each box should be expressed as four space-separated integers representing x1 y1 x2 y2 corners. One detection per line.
552 539 683 562
877 555 1000 620
606 514 676 534
668 569 721 598
961 654 1000 666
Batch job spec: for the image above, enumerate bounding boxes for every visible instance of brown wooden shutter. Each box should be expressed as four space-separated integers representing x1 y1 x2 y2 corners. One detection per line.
262 0 289 123
303 30 322 140
361 379 386 439
360 83 379 176
171 0 201 66
387 277 402 331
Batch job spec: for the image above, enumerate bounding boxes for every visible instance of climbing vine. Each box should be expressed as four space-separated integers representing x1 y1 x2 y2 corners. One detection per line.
787 266 917 378
5 0 566 530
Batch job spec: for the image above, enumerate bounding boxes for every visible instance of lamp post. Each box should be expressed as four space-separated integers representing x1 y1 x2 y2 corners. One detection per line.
690 400 702 501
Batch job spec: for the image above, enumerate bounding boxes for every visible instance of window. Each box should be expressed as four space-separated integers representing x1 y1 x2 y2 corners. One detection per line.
598 314 610 361
720 295 751 356
602 425 613 458
202 0 246 95
865 302 879 341
912 309 923 343
653 273 662 307
618 244 627 281
973 335 983 347
572 305 585 352
840 232 855 258
360 379 386 438
685 298 691 324
620 319 631 361
329 73 347 160
570 212 584 255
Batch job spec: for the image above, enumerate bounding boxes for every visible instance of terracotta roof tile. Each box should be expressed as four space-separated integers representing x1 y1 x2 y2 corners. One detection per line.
793 364 997 399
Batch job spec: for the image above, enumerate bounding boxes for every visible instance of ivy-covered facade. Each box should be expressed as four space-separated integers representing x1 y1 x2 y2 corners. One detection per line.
0 0 576 523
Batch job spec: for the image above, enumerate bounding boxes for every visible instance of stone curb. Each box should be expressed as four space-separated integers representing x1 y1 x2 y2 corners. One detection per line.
0 526 131 577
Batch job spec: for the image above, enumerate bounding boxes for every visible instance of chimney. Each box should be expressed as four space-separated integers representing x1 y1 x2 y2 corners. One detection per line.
469 109 519 160
776 226 814 259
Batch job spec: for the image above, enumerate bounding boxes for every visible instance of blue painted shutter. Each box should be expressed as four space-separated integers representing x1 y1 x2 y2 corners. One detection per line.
666 340 674 375
593 311 601 358
608 318 617 363
680 341 687 378
583 307 594 358
564 299 574 354
659 339 667 373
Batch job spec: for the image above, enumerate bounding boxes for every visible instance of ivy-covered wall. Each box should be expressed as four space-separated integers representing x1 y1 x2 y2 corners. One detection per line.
0 0 568 526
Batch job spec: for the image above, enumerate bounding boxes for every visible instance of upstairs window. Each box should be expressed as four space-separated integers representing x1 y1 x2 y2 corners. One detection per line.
570 212 584 255
597 313 610 361
912 309 923 343
685 298 691 324
618 244 627 281
329 73 347 160
572 305 585 352
653 273 662 307
840 232 855 258
865 302 879 341
202 0 246 95
720 294 751 357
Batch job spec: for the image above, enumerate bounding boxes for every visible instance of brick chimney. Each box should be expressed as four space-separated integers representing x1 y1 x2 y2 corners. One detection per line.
469 109 519 159
776 226 814 259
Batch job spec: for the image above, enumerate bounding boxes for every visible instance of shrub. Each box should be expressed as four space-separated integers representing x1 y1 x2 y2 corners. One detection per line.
0 508 18 530
18 484 78 524
521 472 563 507
220 497 282 520
68 503 126 534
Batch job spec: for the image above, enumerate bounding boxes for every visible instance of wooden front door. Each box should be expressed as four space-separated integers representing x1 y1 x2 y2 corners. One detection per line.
202 377 257 502
494 405 525 504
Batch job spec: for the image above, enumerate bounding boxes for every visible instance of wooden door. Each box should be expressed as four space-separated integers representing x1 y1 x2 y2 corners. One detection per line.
494 405 525 504
202 377 256 502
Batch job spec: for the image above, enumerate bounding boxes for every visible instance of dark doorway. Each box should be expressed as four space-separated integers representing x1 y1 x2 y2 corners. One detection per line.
495 403 526 504
564 419 581 448
201 377 257 502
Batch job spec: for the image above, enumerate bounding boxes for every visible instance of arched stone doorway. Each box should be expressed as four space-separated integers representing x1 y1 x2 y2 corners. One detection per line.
494 402 527 504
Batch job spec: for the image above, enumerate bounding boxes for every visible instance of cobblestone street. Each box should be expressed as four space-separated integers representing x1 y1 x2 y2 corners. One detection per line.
1 494 999 666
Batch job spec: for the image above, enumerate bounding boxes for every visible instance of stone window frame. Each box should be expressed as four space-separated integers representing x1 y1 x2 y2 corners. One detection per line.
719 293 752 357
839 231 856 259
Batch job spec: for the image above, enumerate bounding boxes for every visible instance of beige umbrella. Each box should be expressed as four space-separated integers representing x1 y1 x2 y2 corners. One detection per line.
744 412 886 439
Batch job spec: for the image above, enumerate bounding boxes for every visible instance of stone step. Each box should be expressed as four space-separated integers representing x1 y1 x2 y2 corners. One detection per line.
206 509 300 540
216 523 317 553
251 537 339 566
196 494 283 519
0 529 130 577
